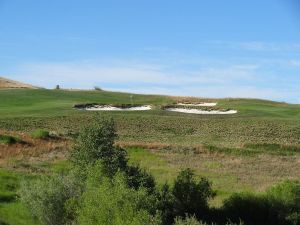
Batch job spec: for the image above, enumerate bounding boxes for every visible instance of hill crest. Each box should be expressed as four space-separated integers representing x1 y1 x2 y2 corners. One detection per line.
0 76 37 89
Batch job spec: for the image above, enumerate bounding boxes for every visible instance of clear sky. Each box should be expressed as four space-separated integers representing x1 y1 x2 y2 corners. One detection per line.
1 0 300 103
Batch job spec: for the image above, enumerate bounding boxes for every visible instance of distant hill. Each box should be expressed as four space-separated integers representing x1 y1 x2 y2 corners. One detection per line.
0 77 37 89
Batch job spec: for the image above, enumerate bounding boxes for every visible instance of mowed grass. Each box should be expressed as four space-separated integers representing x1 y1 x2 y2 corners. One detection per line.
0 89 172 117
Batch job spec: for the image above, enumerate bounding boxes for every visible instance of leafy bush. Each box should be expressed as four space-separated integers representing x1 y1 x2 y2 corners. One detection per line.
172 169 215 220
31 129 50 139
71 116 155 192
0 135 20 144
174 216 244 225
222 193 270 225
19 174 81 225
156 184 176 225
174 216 205 225
71 117 128 177
125 164 156 192
222 180 300 225
77 165 160 225
266 180 300 225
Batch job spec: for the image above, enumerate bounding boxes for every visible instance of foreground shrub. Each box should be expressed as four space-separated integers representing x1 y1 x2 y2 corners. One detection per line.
222 180 300 225
174 216 205 225
125 164 156 192
155 169 215 225
71 116 155 192
156 184 176 225
19 174 81 225
266 180 300 225
173 169 215 220
31 129 50 139
0 134 20 144
77 166 160 225
174 216 244 225
71 117 128 177
222 193 269 225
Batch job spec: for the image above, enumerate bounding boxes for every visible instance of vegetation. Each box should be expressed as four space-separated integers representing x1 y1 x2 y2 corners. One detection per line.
0 169 38 225
30 129 50 139
94 86 103 91
222 180 300 225
0 135 21 145
13 117 300 225
1 89 300 224
1 89 300 150
20 175 81 225
77 169 159 225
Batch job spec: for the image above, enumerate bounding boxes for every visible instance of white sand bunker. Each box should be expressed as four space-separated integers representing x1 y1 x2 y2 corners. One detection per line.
177 102 217 107
166 108 237 115
84 105 152 111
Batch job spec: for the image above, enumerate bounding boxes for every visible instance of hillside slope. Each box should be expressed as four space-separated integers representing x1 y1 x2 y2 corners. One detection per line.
0 88 300 147
0 77 37 89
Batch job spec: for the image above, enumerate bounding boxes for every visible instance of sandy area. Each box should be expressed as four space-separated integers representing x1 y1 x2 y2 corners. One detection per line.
84 105 152 111
166 108 237 115
177 103 217 107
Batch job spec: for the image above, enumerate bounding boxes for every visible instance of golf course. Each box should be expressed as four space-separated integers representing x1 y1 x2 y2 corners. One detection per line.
1 84 300 224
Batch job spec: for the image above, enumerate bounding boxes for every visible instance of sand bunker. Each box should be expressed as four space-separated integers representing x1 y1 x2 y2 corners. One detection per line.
177 103 217 107
166 108 237 115
80 105 152 111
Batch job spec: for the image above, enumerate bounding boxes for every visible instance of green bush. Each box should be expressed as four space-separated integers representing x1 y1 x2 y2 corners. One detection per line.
0 135 20 144
30 129 50 139
19 174 81 225
222 180 300 225
174 216 205 225
71 117 128 177
77 165 160 225
71 116 155 193
125 164 156 193
172 169 215 220
174 216 244 225
222 193 270 225
266 180 300 225
156 184 176 225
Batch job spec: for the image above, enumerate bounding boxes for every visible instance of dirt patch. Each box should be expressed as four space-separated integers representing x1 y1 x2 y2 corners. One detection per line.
0 76 37 89
0 130 70 164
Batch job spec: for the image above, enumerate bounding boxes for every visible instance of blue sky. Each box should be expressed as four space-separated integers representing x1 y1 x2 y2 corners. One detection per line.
1 0 300 103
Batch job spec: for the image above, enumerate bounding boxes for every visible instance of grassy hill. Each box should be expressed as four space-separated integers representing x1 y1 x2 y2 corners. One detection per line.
1 88 300 225
0 88 300 147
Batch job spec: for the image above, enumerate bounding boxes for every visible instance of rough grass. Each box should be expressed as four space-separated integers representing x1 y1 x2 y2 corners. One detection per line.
0 131 70 163
30 129 50 139
127 147 300 206
0 169 38 225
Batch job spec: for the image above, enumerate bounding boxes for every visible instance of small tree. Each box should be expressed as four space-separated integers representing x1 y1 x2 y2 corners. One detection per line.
172 169 215 220
19 174 81 225
94 86 103 91
71 117 128 177
55 85 60 90
156 183 175 225
125 164 156 193
77 167 160 225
